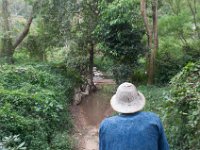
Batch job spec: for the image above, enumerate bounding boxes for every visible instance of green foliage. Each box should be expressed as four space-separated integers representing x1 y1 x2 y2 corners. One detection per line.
158 13 190 37
34 0 75 47
112 64 133 84
22 0 77 62
13 49 31 64
0 0 32 41
138 85 169 115
131 58 147 84
94 55 113 75
182 41 200 63
97 0 145 64
68 0 100 80
0 64 78 149
131 69 147 85
112 60 147 85
25 35 47 61
75 0 99 41
65 40 89 76
165 61 200 150
1 135 26 150
155 38 184 84
156 0 200 84
51 132 73 150
96 0 146 82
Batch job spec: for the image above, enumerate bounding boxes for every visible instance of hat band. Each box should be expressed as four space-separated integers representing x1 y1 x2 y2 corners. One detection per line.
117 96 140 104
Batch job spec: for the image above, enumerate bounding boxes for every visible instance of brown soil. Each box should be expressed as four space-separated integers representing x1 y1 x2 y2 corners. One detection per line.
70 82 114 150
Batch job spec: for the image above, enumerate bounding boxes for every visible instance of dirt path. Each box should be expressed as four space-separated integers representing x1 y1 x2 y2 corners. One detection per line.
70 75 115 150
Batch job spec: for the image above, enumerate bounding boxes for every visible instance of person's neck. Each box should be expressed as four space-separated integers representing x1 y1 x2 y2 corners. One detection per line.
119 111 141 116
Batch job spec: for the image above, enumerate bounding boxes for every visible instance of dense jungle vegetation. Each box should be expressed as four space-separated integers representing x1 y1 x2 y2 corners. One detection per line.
0 0 199 149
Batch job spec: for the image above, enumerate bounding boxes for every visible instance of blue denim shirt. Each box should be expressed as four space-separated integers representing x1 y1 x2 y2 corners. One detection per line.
99 112 169 150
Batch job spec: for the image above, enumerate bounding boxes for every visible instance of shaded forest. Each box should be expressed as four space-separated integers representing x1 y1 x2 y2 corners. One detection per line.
0 0 199 149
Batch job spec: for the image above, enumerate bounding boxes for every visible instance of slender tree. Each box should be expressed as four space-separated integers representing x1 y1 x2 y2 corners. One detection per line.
141 0 152 49
1 0 13 62
140 0 158 84
73 0 99 88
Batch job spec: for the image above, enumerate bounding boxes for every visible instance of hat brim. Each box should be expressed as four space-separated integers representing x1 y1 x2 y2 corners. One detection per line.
110 91 145 114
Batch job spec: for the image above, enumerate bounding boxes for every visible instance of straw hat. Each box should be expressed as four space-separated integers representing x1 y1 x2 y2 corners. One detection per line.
111 82 145 113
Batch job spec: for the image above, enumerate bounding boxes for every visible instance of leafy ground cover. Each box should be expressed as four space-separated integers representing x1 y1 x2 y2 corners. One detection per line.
0 64 80 149
165 61 200 150
139 61 200 150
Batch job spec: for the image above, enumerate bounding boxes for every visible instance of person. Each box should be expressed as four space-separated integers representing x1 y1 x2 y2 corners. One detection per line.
99 82 169 150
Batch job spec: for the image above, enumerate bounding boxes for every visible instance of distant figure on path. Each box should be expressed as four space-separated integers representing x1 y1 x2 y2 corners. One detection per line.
99 82 169 150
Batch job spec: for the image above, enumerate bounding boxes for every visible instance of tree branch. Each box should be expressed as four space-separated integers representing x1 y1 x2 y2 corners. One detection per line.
12 13 33 50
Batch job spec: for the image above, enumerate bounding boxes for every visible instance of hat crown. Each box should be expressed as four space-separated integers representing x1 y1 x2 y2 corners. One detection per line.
116 82 138 103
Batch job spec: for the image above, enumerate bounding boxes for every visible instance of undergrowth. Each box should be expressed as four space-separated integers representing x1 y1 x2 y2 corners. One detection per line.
0 64 80 150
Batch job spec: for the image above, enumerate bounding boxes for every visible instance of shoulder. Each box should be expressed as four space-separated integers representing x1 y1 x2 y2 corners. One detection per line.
99 115 119 129
139 112 163 125
141 112 164 131
140 111 161 119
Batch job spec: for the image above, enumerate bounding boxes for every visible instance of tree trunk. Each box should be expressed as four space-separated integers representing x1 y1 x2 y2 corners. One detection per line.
147 0 158 84
13 15 33 50
140 0 153 84
140 0 158 84
89 42 94 86
140 0 152 48
1 0 33 63
1 0 13 63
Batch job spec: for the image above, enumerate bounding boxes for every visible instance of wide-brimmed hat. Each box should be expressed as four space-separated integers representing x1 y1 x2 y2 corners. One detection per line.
111 82 145 113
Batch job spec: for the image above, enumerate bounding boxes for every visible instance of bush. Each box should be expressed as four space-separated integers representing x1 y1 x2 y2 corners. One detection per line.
155 37 200 84
13 48 30 64
94 55 113 75
65 40 89 77
138 85 169 115
0 135 26 150
51 132 74 150
112 64 133 84
113 64 147 85
0 64 79 149
155 50 184 84
164 61 200 150
96 0 146 82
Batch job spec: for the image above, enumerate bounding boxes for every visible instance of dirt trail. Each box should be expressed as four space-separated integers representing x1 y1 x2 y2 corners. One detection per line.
71 71 115 150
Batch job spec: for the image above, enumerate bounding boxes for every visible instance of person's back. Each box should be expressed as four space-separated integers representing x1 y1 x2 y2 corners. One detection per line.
99 82 169 150
99 112 169 150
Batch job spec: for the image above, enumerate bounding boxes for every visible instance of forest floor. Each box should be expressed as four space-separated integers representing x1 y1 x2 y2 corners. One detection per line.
70 71 115 150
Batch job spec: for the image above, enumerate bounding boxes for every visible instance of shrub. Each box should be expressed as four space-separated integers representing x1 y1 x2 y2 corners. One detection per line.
112 64 133 84
138 85 169 115
155 50 184 84
96 0 146 82
0 64 79 149
65 40 89 77
0 135 26 150
165 61 200 150
94 55 113 75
